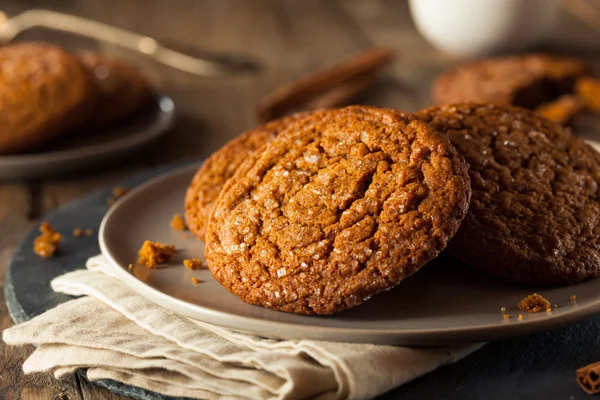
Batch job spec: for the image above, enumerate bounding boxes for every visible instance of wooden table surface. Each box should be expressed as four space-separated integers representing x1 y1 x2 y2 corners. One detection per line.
0 1 599 399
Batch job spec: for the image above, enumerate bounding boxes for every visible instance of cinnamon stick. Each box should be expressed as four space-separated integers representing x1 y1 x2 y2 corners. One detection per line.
256 47 393 122
306 71 377 110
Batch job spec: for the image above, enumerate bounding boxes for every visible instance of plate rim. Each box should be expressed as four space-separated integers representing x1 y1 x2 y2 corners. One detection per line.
0 94 174 169
99 164 600 345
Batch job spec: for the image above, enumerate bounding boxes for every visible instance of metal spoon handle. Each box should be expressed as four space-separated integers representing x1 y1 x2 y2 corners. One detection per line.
0 9 258 76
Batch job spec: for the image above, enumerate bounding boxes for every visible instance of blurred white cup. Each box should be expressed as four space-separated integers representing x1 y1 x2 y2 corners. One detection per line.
409 0 562 58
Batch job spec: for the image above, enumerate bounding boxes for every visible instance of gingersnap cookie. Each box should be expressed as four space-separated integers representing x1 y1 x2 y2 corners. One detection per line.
417 103 600 286
184 112 310 241
78 52 152 128
205 106 471 315
433 54 590 109
0 43 93 154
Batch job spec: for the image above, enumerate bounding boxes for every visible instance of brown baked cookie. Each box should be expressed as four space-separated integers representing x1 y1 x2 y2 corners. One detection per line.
417 103 600 286
78 52 151 128
576 77 600 114
433 54 590 109
184 112 310 241
205 106 471 315
0 43 93 154
535 95 585 125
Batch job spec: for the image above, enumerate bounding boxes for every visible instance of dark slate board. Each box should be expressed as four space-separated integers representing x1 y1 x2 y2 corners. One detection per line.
5 161 600 400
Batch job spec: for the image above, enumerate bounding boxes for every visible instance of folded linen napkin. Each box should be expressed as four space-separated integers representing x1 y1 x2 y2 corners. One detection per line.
3 255 483 400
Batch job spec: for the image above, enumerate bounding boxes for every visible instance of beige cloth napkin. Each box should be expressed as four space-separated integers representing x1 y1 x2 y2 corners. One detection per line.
3 255 482 400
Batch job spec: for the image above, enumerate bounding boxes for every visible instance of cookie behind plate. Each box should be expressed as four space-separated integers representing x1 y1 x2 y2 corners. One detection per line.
433 54 590 109
417 103 600 286
78 52 152 128
205 106 471 315
0 43 93 154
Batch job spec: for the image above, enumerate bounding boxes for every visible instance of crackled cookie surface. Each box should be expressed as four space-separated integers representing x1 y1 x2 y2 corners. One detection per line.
205 106 471 314
418 103 600 286
0 43 92 153
184 112 309 241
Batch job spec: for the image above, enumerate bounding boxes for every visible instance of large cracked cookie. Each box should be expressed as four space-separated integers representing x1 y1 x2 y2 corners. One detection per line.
205 106 471 315
417 103 600 286
184 112 309 241
0 43 93 154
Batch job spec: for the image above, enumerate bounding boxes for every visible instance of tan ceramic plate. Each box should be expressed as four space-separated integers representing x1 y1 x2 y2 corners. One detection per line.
0 95 174 180
99 159 600 346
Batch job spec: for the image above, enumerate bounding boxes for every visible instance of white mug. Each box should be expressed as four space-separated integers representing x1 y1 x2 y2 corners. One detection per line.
409 0 562 58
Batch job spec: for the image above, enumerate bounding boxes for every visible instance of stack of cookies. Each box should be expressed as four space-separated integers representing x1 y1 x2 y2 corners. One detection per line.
185 54 600 316
0 42 151 154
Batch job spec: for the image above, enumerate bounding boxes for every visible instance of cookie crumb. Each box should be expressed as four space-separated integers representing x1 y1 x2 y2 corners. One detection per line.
84 228 94 237
518 314 524 321
517 293 551 313
191 277 201 284
577 361 600 395
137 240 176 269
73 228 83 237
170 214 186 231
128 264 133 271
183 259 206 270
500 307 506 313
571 295 577 301
34 222 62 258
112 186 129 197
503 314 510 320
108 186 129 206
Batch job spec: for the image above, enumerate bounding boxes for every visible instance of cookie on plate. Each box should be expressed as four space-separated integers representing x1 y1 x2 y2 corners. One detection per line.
0 43 93 154
433 54 590 109
417 103 600 286
78 52 152 128
205 106 471 315
184 112 309 241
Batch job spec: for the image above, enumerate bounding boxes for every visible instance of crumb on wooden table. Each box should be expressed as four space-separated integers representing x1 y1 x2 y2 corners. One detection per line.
170 213 186 231
183 259 206 270
84 228 94 237
137 240 176 269
34 222 62 258
191 277 201 284
518 314 524 321
517 293 551 313
571 295 577 301
500 307 506 313
554 303 558 309
73 228 83 237
503 314 510 320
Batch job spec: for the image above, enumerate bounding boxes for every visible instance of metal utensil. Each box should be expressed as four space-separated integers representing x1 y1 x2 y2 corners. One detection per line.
0 9 260 76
